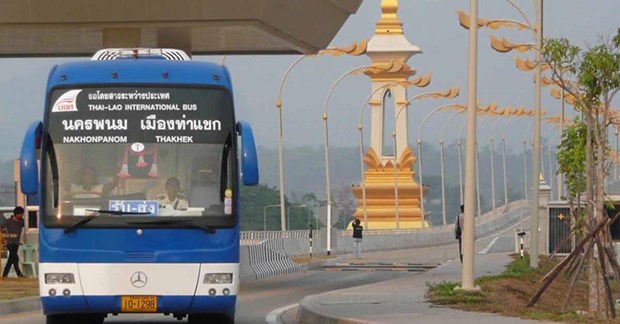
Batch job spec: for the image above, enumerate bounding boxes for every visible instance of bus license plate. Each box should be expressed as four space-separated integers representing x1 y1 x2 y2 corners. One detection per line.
121 296 157 312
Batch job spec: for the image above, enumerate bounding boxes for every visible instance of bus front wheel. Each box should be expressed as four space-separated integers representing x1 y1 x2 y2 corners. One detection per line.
188 313 234 323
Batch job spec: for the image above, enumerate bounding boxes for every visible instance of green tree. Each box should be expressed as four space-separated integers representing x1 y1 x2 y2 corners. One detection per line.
532 29 620 317
239 184 280 231
239 184 317 231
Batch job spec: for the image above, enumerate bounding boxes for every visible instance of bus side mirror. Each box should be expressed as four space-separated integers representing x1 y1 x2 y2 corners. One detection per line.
20 121 43 195
237 121 259 186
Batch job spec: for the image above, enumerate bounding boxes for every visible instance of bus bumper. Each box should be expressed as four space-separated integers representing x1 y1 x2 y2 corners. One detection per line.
41 295 237 316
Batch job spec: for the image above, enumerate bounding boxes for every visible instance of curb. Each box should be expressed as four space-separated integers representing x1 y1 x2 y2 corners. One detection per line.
0 296 41 316
298 297 358 324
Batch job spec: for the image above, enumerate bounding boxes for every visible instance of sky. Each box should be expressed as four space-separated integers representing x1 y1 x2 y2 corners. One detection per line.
0 0 619 162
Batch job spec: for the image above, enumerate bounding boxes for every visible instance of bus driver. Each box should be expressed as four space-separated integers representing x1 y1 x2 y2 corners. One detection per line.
156 177 189 216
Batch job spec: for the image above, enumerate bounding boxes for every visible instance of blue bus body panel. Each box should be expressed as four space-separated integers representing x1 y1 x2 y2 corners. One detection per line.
42 295 236 316
38 227 240 263
47 60 233 90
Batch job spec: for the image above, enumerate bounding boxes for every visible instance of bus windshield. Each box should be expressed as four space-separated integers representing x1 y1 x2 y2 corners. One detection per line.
42 86 236 228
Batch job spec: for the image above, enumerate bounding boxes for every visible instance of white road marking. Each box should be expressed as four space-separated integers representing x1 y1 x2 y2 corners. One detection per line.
265 303 298 324
478 236 499 255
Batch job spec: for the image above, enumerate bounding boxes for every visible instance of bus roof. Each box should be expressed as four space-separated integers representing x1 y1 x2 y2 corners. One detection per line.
47 59 232 91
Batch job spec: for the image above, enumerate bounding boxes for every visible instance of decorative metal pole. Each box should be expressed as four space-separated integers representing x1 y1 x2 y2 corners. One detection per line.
523 139 528 200
441 110 465 225
323 65 374 255
462 0 478 290
458 139 464 204
530 0 543 268
502 115 518 206
277 55 308 231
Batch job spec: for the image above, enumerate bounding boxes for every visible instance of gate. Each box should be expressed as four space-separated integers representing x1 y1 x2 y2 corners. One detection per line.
548 204 572 254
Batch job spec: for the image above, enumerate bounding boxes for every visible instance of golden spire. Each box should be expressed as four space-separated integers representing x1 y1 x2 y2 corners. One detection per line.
376 0 403 35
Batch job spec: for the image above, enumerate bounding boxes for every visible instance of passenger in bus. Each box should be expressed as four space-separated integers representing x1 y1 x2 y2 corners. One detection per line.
68 166 119 199
156 177 189 216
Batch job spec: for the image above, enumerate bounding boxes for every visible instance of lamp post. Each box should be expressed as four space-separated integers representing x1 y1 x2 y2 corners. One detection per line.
523 119 536 200
416 100 462 226
457 116 484 217
274 42 368 232
489 116 508 211
462 0 478 290
263 204 281 231
356 81 410 229
497 0 544 269
441 110 466 223
501 114 519 206
462 0 544 269
323 64 377 255
354 74 432 230
541 123 558 182
276 55 310 232
287 204 308 231
614 126 618 181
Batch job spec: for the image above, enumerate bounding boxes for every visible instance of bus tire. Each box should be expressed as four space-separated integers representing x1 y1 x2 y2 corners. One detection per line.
188 313 234 323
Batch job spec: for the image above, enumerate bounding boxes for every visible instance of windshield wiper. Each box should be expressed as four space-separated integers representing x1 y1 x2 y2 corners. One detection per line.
64 209 150 233
127 219 216 234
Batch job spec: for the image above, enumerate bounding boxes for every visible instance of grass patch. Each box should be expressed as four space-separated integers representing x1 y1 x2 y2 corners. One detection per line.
426 255 620 323
426 281 487 306
0 278 39 300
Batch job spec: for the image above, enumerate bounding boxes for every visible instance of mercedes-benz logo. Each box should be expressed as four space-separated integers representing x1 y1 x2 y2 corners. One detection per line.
130 271 148 288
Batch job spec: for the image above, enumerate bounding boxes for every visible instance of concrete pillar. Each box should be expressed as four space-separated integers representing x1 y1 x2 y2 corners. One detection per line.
538 175 552 255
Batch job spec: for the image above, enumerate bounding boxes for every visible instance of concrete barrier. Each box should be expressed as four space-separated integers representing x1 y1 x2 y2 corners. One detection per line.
237 201 529 280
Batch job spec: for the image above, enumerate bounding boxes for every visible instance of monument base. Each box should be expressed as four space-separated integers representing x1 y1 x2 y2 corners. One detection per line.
347 219 431 230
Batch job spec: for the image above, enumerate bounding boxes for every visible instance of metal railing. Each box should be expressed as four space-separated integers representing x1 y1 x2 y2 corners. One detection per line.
338 200 528 237
240 230 320 245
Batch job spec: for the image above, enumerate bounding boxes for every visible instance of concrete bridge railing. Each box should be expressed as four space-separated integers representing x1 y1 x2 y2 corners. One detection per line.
239 200 530 279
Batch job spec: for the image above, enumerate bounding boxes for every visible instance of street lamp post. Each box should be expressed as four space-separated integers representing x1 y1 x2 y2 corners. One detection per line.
355 75 432 230
323 65 376 255
357 81 409 229
416 101 462 226
465 0 543 269
263 204 281 231
501 114 519 206
274 42 368 233
458 116 483 217
500 0 544 269
523 119 536 201
441 110 465 223
614 126 619 181
533 0 544 264
462 0 479 290
276 55 310 232
490 116 508 210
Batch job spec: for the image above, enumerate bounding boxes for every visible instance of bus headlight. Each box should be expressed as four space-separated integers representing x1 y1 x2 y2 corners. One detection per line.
45 273 75 284
203 273 233 284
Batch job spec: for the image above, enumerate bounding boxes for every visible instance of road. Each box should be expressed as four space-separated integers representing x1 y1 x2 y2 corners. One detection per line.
0 270 408 324
1 214 531 323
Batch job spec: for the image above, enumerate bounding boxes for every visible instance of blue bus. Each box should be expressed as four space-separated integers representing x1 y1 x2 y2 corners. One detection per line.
19 48 259 324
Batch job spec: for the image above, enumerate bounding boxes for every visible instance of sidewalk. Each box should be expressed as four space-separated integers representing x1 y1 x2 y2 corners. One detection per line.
297 241 556 324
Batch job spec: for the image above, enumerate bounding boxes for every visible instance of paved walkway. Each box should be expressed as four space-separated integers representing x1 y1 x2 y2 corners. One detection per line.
296 237 556 324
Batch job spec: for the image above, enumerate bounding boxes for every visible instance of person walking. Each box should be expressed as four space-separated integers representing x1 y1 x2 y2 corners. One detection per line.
351 218 363 259
455 204 464 263
1 206 26 278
